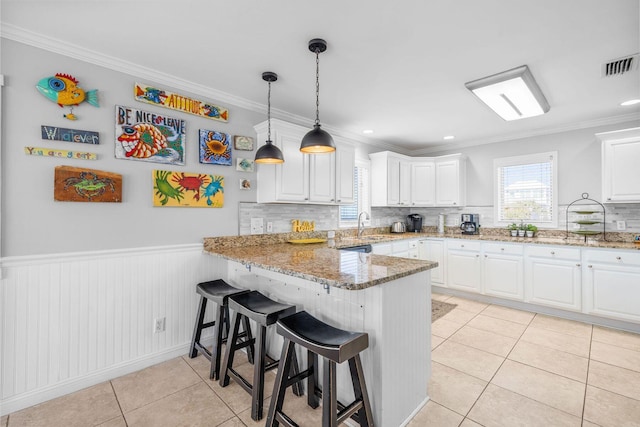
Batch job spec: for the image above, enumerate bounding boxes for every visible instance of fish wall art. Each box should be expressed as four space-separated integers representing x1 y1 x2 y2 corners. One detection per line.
115 105 185 165
54 166 122 202
236 158 254 172
134 82 229 122
36 73 99 120
199 130 232 165
153 170 224 207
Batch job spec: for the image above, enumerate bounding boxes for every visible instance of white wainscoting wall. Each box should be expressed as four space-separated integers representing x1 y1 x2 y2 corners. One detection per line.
0 244 224 415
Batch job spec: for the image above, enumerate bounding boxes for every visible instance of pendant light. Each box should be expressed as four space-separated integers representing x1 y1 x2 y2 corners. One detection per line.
255 71 284 164
300 38 335 154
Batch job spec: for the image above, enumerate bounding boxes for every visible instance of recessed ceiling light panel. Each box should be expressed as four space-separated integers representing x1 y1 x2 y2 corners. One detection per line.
465 65 550 121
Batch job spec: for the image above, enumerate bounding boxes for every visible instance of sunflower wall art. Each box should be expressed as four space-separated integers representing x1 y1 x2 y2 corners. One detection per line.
199 129 232 165
152 170 224 207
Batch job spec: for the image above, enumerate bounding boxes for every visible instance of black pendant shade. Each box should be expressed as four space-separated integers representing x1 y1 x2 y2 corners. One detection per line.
255 140 284 163
255 71 284 164
300 124 335 153
300 38 335 154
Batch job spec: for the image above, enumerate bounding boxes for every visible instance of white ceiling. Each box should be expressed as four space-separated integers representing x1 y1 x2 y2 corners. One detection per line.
2 0 639 153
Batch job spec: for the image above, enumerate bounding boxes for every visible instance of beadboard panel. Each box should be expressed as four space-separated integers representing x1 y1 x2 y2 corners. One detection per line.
0 244 223 414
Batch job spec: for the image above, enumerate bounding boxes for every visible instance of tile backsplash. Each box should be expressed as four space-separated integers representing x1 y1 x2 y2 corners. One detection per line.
239 202 640 236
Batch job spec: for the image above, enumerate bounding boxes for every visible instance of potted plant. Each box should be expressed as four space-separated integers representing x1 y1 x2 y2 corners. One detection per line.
507 223 518 237
518 223 526 237
526 224 538 237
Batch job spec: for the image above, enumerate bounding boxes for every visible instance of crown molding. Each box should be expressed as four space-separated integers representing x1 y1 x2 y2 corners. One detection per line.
1 23 395 152
409 113 640 155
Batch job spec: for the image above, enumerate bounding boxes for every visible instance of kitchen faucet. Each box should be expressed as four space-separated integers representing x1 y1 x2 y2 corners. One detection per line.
358 212 370 237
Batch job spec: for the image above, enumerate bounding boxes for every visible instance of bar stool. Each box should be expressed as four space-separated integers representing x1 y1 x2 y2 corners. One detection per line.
188 279 253 380
266 310 374 427
219 290 303 421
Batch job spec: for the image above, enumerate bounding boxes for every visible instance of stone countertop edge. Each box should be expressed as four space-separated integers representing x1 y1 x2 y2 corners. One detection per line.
203 241 436 291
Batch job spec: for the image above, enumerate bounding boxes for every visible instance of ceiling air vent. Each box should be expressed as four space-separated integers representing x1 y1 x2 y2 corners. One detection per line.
602 54 639 77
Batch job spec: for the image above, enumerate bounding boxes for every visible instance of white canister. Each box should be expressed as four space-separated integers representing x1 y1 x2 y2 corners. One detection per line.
437 213 446 234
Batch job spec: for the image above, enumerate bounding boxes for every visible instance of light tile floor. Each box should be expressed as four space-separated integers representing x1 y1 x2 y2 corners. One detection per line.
3 295 640 426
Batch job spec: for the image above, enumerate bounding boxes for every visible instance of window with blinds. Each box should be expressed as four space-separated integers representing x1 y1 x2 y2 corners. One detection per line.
340 164 370 226
494 152 558 227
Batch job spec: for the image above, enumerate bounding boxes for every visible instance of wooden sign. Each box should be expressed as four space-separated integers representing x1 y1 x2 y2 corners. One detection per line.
41 125 100 144
54 166 122 202
134 82 229 122
25 146 97 160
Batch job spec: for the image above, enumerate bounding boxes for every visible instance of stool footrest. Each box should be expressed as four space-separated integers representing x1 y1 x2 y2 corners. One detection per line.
337 400 364 425
274 411 299 427
228 368 253 395
192 343 212 361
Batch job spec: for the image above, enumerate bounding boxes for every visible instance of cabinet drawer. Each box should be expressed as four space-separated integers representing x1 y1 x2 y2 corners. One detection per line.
527 245 581 261
392 240 410 253
483 242 523 256
584 249 640 266
447 240 481 251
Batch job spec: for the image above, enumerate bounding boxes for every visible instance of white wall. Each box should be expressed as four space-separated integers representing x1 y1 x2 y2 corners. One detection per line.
1 39 265 257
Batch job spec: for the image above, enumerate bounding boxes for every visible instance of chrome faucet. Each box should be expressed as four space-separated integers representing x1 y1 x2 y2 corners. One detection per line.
358 211 370 237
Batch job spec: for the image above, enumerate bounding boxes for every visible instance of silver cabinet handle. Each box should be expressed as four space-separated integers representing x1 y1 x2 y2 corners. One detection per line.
576 263 581 267
484 254 488 258
616 256 622 260
476 254 480 258
501 248 505 251
551 251 555 255
588 265 593 268
461 244 465 248
337 199 341 202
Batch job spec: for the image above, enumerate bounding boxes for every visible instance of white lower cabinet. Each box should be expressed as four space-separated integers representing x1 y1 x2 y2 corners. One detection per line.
525 246 582 312
483 243 524 300
446 240 482 292
419 239 444 284
583 249 640 323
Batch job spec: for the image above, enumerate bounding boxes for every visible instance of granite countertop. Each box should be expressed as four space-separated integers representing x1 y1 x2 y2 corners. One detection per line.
203 239 437 290
333 231 640 251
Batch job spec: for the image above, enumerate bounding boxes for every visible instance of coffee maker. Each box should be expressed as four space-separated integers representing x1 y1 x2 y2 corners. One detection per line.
460 214 480 235
406 214 423 232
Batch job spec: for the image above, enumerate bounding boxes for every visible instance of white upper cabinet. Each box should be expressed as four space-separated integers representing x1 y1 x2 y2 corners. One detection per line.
411 161 436 206
370 151 465 207
335 141 355 204
598 127 640 203
370 151 412 206
255 119 354 205
435 155 466 207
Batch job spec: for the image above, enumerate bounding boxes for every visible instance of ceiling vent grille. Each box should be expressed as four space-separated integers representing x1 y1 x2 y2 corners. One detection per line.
602 54 639 77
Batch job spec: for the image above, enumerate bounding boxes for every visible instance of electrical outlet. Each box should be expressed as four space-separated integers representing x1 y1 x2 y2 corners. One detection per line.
154 317 166 333
250 217 264 234
266 222 273 233
616 220 626 230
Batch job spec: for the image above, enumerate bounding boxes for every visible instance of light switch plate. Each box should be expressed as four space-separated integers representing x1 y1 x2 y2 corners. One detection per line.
251 218 264 234
616 220 626 230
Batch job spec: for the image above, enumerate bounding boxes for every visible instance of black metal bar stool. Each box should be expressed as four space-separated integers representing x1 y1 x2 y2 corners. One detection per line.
266 310 374 427
219 290 303 421
189 279 253 380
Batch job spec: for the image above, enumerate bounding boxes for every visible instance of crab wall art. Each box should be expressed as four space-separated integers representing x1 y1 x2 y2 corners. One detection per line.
199 129 232 165
54 166 122 202
152 170 224 207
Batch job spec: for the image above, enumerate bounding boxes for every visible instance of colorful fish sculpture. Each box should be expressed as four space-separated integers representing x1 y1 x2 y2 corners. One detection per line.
36 73 99 120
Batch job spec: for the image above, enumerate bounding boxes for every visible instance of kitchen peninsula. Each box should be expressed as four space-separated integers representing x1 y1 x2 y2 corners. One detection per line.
204 234 438 427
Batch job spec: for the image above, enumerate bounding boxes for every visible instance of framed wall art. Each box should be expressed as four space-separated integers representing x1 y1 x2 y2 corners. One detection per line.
236 158 254 172
199 129 232 165
153 170 224 207
239 179 251 190
233 135 254 150
115 105 185 165
54 165 121 202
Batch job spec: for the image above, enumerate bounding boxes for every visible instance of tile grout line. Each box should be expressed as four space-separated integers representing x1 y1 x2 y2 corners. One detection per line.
459 304 535 423
108 380 129 427
180 355 240 426
581 325 594 426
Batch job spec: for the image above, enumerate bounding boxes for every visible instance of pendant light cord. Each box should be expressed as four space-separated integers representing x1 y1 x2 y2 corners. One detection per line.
267 80 272 142
315 48 320 126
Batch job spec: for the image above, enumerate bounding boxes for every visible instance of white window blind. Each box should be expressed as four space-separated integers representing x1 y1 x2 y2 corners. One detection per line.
340 164 370 225
494 152 557 226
